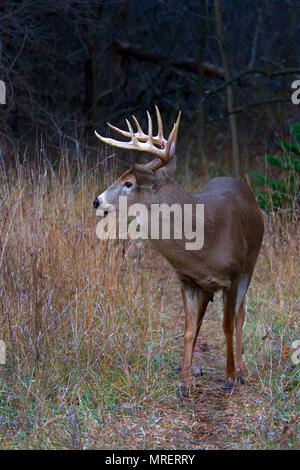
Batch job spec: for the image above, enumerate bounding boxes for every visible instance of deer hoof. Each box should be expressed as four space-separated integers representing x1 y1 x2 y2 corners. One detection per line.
177 383 191 398
223 377 235 391
191 366 201 376
175 365 201 376
236 369 245 384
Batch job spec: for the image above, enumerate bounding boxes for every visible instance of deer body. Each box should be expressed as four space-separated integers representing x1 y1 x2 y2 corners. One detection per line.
146 176 263 293
94 108 264 392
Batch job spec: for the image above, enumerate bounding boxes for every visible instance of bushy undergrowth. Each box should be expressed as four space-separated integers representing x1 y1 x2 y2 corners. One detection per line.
0 155 299 449
251 123 300 211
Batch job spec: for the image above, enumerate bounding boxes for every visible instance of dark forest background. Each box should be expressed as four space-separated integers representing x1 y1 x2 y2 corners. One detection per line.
0 0 299 176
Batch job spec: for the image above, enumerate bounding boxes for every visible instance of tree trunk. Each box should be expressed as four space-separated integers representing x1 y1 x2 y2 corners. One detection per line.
196 0 208 164
214 0 240 178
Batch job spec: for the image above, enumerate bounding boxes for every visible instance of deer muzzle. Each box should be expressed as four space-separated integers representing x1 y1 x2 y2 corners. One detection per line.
93 194 115 217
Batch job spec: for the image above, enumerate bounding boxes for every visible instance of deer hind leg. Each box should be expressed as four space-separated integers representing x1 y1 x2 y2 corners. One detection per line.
235 274 249 384
235 297 246 383
222 287 237 388
180 282 209 394
192 295 210 354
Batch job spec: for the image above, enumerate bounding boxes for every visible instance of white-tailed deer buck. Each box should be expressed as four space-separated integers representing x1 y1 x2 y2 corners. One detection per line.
94 106 264 393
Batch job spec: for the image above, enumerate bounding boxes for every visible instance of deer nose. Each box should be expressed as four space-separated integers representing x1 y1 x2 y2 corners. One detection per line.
93 198 100 209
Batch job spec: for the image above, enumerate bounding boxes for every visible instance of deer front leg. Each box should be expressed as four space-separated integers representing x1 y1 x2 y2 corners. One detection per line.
180 282 208 394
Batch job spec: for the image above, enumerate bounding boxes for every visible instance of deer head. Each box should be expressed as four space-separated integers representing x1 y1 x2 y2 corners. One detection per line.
93 106 181 216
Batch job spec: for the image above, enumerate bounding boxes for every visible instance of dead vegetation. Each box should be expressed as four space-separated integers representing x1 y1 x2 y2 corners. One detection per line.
0 155 299 449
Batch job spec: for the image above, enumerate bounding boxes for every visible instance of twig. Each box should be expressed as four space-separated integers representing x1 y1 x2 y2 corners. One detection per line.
248 9 262 69
210 97 291 121
202 68 300 103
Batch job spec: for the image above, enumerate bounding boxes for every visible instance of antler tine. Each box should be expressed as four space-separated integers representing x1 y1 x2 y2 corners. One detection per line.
107 121 130 139
146 111 153 145
166 111 181 156
107 115 161 144
94 130 136 151
107 118 147 142
94 107 181 168
155 105 164 142
132 115 146 139
125 119 139 145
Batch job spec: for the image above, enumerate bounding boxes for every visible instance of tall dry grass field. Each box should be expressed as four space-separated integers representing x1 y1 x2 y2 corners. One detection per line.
0 155 299 449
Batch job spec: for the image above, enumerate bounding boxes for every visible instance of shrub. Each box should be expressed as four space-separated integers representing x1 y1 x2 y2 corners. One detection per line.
251 123 300 211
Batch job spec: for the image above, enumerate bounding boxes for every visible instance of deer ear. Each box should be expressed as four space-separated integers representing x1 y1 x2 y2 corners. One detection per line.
133 163 156 186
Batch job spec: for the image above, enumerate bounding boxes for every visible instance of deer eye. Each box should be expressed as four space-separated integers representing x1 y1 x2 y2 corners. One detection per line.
124 181 133 188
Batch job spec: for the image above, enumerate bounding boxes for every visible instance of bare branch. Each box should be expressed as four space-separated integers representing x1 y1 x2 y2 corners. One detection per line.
210 97 292 121
202 68 300 103
112 41 225 79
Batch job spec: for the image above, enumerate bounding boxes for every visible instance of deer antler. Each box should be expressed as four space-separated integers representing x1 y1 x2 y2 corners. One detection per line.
95 106 181 171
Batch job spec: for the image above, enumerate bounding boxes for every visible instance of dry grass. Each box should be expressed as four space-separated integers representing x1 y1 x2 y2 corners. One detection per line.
0 154 299 449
